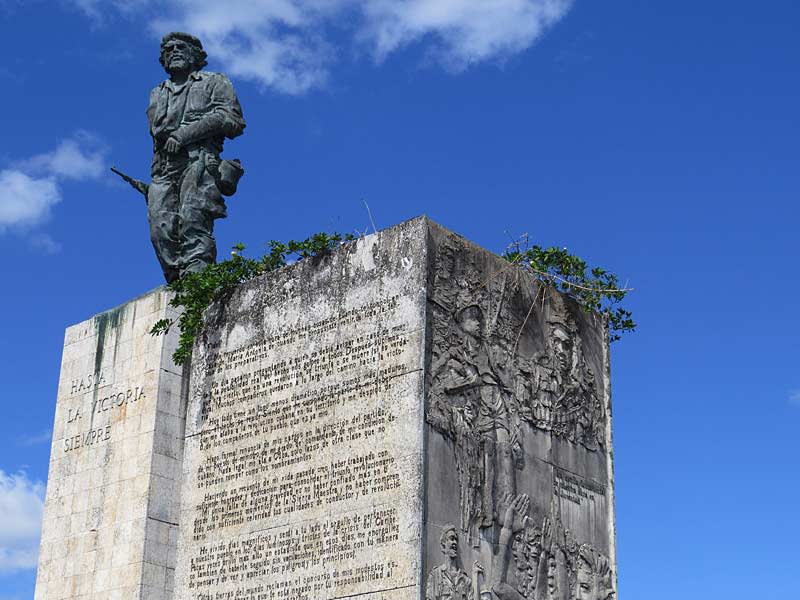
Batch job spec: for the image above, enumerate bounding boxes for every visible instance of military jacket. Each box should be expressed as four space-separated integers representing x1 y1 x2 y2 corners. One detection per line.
426 564 473 600
147 71 245 175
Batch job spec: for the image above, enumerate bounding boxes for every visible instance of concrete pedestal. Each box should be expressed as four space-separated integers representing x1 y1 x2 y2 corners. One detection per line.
35 289 186 600
36 218 617 600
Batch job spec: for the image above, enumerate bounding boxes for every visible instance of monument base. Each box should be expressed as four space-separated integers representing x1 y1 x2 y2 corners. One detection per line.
36 217 616 600
35 289 186 600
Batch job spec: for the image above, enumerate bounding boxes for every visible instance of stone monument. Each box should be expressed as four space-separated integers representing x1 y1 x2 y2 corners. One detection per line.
114 32 246 283
34 289 185 599
35 217 617 600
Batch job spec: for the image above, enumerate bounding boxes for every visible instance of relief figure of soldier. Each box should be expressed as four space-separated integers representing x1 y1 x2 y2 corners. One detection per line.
430 304 523 533
426 525 483 600
521 304 605 452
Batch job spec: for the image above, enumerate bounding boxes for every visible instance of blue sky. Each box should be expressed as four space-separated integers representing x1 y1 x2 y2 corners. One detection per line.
0 1 798 598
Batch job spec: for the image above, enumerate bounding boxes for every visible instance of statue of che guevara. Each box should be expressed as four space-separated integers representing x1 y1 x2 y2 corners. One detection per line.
114 32 246 283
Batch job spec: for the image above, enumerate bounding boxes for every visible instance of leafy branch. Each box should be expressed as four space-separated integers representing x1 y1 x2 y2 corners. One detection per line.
152 229 634 366
150 232 355 365
503 236 635 341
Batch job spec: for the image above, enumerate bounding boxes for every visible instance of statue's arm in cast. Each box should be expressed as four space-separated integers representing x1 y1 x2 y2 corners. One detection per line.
430 350 455 382
170 74 245 148
431 349 479 395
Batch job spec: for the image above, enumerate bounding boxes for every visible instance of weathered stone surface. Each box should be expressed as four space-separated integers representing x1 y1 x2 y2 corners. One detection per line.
35 289 186 600
37 217 616 600
173 218 429 600
423 221 616 600
173 217 616 599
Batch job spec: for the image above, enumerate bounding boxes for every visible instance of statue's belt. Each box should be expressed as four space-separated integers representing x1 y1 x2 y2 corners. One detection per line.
154 145 243 196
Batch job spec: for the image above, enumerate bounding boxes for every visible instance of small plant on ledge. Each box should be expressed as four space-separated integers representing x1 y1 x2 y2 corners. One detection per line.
150 232 355 365
503 236 635 341
151 231 634 366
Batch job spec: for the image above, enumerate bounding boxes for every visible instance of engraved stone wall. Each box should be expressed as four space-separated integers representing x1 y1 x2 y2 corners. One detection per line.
36 217 616 600
35 288 186 600
423 222 616 600
172 219 430 600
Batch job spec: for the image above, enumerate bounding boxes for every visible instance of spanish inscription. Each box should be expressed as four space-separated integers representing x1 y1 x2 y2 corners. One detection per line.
69 370 107 394
553 469 606 508
179 276 424 600
62 383 146 452
36 286 185 600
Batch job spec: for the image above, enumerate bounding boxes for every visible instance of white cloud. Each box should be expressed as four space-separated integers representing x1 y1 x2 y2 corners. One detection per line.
72 0 574 93
790 390 800 407
19 136 105 181
0 171 60 231
0 470 45 574
70 0 152 25
360 0 575 69
0 134 106 247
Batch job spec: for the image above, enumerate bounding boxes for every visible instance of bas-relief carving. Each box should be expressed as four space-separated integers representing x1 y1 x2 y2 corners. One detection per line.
428 302 522 535
425 525 479 600
427 235 607 531
425 500 613 600
497 496 613 600
521 302 605 453
425 232 614 599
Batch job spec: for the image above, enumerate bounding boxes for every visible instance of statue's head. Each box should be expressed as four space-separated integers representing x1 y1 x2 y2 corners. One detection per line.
439 525 459 558
549 323 574 374
160 32 208 75
454 304 485 339
572 544 614 600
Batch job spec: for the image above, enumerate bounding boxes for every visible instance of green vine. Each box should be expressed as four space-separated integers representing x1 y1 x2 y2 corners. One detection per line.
151 230 634 366
503 238 635 341
150 232 354 365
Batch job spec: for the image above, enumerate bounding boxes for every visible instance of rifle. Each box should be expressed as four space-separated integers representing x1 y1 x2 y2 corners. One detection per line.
111 166 149 198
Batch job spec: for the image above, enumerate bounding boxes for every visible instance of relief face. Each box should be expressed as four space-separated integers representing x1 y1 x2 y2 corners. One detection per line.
525 312 605 453
424 229 615 600
425 525 474 600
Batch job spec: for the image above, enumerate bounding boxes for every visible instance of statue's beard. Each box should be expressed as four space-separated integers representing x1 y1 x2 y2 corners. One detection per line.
166 56 191 74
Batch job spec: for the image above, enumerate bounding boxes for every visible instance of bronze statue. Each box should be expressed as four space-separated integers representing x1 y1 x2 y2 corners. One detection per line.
114 32 245 283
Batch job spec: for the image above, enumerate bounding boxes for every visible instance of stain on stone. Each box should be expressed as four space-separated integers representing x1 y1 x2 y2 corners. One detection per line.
89 305 125 429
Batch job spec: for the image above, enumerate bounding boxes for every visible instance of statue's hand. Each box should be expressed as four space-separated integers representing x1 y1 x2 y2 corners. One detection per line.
511 494 530 533
541 516 553 549
501 493 530 534
164 136 182 154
